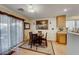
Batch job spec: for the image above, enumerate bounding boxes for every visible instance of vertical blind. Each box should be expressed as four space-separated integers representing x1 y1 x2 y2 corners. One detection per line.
0 14 23 54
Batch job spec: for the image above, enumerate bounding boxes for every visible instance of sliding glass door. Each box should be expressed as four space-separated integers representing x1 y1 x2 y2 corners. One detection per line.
10 17 17 48
16 19 23 44
0 15 11 54
0 14 23 54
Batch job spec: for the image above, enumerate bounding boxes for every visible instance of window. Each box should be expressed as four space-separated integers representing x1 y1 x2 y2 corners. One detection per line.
66 20 75 31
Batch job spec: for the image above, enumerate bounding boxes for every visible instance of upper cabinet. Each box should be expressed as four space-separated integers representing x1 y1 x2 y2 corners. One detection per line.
56 15 66 28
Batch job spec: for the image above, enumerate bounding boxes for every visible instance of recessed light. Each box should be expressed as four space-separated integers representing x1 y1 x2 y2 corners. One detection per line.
29 9 35 13
64 8 67 12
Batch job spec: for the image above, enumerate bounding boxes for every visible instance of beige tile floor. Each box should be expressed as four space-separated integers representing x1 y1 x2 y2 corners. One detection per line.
52 41 67 55
12 41 66 55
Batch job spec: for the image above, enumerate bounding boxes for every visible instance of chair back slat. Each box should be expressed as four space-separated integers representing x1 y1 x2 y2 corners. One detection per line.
29 32 33 40
45 32 47 39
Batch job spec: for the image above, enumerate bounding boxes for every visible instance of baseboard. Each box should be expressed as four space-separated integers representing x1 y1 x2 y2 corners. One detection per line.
47 40 56 42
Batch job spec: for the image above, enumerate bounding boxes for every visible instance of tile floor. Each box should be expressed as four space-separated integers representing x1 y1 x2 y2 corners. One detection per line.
52 41 67 55
12 41 66 55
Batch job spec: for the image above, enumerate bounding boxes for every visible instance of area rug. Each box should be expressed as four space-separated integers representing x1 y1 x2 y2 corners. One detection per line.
19 41 55 55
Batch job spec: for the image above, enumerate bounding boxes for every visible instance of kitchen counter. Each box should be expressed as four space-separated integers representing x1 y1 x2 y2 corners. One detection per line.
68 31 79 35
57 31 67 34
67 32 79 55
56 31 67 44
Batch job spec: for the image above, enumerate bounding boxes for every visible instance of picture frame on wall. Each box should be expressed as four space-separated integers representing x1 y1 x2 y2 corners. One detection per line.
24 22 30 29
36 20 48 30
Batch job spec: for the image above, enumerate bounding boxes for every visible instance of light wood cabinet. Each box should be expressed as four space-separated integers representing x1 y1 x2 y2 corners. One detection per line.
56 15 66 28
56 32 67 44
56 15 67 44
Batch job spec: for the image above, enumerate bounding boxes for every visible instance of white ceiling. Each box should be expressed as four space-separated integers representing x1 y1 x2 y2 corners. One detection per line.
2 4 79 19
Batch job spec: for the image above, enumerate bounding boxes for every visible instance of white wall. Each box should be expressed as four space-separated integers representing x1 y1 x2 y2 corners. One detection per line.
31 18 57 41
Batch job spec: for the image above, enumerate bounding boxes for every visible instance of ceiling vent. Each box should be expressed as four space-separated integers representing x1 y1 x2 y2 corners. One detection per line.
18 8 24 12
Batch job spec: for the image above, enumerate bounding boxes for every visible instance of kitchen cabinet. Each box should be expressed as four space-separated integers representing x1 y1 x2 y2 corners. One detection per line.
56 32 67 44
56 15 66 28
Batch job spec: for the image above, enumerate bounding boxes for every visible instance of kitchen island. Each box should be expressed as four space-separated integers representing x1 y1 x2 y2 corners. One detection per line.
67 32 79 55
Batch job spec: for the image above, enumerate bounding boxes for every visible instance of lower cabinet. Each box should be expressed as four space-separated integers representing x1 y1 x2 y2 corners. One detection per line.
56 32 67 44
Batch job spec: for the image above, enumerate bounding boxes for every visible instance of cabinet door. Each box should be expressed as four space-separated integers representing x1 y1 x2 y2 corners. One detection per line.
57 33 67 44
56 15 66 28
58 34 66 44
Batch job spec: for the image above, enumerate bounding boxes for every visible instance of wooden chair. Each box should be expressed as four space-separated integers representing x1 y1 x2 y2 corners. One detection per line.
41 32 48 47
29 32 33 48
38 31 42 36
29 32 39 48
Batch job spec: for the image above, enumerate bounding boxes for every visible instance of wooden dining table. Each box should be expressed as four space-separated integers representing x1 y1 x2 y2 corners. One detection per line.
32 33 44 46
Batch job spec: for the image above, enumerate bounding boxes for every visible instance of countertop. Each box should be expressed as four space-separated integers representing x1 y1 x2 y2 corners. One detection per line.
68 31 79 36
57 31 67 34
67 31 79 54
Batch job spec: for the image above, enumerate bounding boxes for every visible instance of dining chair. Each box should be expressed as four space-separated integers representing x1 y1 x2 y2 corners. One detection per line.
29 32 33 48
41 32 48 47
29 32 39 48
38 31 42 36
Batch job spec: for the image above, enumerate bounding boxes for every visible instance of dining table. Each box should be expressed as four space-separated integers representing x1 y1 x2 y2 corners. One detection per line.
32 33 44 46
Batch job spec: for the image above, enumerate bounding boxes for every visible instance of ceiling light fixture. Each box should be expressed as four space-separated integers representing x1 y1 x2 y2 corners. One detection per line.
28 4 35 13
29 9 35 13
64 8 67 12
28 4 33 9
